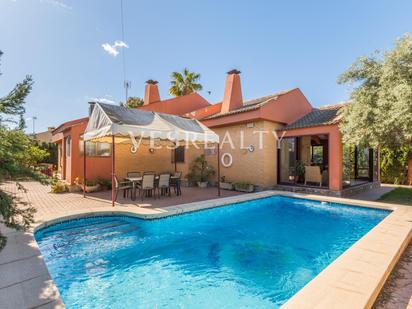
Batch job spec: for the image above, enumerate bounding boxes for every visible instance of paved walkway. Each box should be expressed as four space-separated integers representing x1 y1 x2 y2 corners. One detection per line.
349 184 412 309
349 183 396 201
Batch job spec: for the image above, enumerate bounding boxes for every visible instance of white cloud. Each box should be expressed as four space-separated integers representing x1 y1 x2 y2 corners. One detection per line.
41 0 72 10
101 40 129 57
89 97 116 104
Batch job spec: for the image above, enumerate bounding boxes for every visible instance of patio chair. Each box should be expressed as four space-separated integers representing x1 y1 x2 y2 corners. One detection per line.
157 173 171 198
114 176 133 201
137 174 156 201
127 172 141 178
143 171 155 175
170 171 182 196
304 166 322 187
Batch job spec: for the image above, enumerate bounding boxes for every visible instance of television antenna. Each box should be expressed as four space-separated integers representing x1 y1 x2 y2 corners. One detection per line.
120 0 130 104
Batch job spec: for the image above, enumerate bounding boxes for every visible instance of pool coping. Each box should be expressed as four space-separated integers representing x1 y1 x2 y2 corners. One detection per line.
4 190 412 309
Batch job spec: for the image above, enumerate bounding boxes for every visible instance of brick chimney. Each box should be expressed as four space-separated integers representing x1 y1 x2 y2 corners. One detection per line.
221 69 243 113
144 80 161 105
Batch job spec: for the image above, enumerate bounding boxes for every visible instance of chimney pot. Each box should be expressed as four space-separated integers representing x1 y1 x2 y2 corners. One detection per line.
227 69 241 75
144 80 161 105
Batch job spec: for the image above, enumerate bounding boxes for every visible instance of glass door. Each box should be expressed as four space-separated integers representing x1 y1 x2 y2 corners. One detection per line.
279 138 297 183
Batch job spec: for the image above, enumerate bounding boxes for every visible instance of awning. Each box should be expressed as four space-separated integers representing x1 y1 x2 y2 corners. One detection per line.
84 102 219 144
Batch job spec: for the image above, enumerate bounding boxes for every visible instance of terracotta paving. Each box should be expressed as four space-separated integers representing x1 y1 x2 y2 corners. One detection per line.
374 243 412 309
1 181 241 223
349 183 412 309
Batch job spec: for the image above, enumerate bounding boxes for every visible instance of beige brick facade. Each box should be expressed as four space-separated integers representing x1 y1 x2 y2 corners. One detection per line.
112 120 282 188
209 120 283 188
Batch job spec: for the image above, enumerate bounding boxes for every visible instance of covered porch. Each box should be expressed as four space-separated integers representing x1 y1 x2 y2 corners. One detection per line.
277 123 379 195
83 102 222 206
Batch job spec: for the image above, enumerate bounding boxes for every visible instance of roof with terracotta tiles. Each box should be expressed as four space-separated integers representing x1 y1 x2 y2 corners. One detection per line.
201 89 296 120
283 103 348 130
52 117 89 135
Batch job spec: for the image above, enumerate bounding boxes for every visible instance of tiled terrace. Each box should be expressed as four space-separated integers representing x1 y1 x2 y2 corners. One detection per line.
87 186 242 209
0 181 411 309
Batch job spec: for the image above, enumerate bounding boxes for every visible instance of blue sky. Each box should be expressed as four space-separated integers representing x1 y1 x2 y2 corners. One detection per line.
1 0 411 133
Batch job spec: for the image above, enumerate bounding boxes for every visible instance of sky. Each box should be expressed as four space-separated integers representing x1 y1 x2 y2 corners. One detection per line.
1 0 411 133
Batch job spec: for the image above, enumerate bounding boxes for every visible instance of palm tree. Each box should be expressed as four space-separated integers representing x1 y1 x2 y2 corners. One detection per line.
169 68 203 97
124 96 144 108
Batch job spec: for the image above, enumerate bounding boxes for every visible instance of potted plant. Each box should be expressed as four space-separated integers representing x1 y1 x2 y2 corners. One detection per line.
187 154 215 188
234 182 254 193
219 176 233 190
84 179 100 193
98 178 112 191
294 160 305 183
75 177 101 193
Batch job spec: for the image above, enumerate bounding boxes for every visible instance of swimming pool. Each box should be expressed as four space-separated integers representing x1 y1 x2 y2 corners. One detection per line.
35 196 389 308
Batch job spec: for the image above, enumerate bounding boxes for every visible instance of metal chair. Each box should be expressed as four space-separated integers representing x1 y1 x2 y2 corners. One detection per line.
157 173 171 198
137 174 156 200
114 176 133 201
170 171 182 196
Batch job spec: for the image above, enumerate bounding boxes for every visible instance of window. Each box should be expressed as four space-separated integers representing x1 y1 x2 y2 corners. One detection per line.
172 146 185 163
311 145 323 164
65 136 71 157
79 135 111 157
204 147 217 156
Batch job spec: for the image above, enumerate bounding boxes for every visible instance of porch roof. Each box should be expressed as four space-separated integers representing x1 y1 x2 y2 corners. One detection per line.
84 102 219 143
283 103 347 131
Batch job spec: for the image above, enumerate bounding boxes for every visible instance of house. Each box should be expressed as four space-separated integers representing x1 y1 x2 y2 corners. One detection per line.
30 127 55 143
52 71 381 196
52 117 112 184
186 70 379 195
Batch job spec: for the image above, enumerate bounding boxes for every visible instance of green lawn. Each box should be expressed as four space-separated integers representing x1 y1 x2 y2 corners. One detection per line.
378 188 412 206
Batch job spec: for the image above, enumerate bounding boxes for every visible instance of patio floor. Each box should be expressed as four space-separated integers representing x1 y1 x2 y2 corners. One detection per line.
87 186 243 209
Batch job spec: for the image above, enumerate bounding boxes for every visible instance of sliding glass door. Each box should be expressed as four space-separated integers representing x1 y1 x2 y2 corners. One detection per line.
279 138 297 183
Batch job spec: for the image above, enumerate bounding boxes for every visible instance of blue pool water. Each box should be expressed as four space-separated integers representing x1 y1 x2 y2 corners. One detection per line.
35 196 389 308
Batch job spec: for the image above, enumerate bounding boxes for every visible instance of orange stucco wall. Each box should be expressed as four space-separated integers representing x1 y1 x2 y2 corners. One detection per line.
281 124 343 191
201 88 313 128
58 121 112 184
260 88 313 125
138 92 210 116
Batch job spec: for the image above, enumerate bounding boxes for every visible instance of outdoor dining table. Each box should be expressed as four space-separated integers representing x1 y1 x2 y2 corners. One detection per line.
125 175 181 200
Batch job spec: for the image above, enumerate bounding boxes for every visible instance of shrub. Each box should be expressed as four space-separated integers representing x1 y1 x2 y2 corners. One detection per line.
187 155 215 183
0 183 35 231
380 146 410 184
50 178 69 193
98 178 112 190
233 182 253 190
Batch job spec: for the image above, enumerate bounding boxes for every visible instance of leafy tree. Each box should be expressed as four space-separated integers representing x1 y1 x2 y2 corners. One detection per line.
380 146 410 184
124 96 144 108
0 51 47 248
169 68 203 97
338 34 412 183
0 51 48 178
338 34 412 148
0 51 33 128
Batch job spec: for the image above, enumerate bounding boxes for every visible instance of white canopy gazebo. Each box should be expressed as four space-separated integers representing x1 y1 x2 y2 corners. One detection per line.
83 102 221 206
